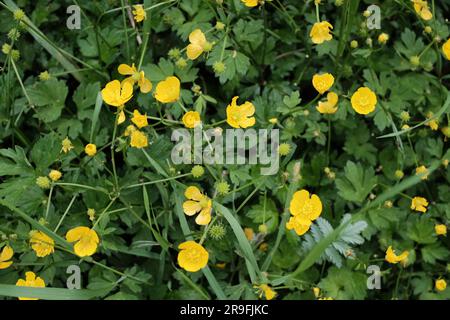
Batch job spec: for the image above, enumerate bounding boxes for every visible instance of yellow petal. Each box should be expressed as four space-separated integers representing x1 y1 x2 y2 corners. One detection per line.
101 80 122 107
184 186 203 201
0 261 13 269
240 101 255 117
0 245 14 261
118 63 136 75
290 190 310 216
121 81 134 102
239 116 256 128
187 44 204 60
307 194 322 221
138 73 152 93
117 110 126 125
195 208 212 225
183 200 202 216
74 239 98 257
65 227 86 242
154 76 180 103
189 29 207 47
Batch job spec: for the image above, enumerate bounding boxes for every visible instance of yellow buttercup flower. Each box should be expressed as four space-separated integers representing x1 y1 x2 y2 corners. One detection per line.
29 230 55 258
177 241 209 272
101 80 133 107
316 91 339 114
48 169 62 182
132 4 146 23
241 0 259 7
154 76 180 103
351 87 377 115
312 73 334 95
412 0 432 20
61 137 74 154
85 143 97 157
435 279 447 292
286 189 322 236
290 189 322 220
378 33 389 44
435 224 447 236
415 165 429 180
130 130 148 148
411 196 429 213
0 245 13 270
16 272 45 300
310 21 333 44
66 226 99 257
255 284 276 300
131 109 148 129
443 38 450 60
226 96 256 129
183 186 212 225
118 63 152 94
385 246 409 264
182 111 201 128
187 29 211 60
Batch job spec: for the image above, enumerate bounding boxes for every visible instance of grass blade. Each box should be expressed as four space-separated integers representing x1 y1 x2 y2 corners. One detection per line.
0 284 114 300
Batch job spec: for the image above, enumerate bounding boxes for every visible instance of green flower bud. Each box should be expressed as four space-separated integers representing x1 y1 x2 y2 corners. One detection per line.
191 165 205 178
36 176 51 189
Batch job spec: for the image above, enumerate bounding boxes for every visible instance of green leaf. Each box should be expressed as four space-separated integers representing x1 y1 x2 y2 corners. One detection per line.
0 284 113 300
0 146 33 176
319 266 367 300
213 202 263 283
335 161 377 203
30 133 61 172
421 244 450 264
27 79 68 123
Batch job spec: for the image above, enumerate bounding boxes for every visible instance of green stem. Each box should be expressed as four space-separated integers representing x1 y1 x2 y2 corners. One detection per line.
92 198 118 230
44 185 54 220
55 182 108 194
200 216 218 245
110 113 120 191
120 0 131 61
54 194 78 232
315 3 320 22
122 173 192 189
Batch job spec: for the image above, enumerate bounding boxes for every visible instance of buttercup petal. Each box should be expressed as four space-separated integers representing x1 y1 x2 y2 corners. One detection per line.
184 186 203 201
189 29 207 47
118 63 136 75
183 200 202 216
138 74 152 93
195 208 212 225
0 245 13 261
290 190 310 216
307 194 323 221
187 44 204 60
